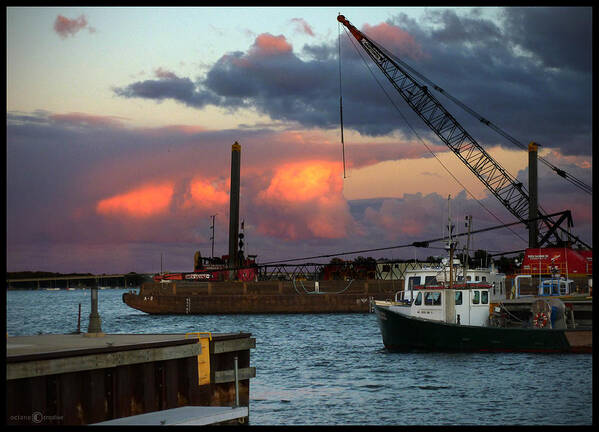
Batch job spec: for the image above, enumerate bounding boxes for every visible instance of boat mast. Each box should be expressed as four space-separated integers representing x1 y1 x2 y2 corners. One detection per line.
448 195 454 289
463 215 472 279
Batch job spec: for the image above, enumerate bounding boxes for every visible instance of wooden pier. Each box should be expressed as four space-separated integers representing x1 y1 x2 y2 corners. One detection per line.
6 332 255 425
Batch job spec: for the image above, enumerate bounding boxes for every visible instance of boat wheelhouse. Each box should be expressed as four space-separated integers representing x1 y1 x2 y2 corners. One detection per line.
374 282 592 353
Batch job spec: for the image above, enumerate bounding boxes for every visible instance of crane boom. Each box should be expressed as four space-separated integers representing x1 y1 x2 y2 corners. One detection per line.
337 14 574 248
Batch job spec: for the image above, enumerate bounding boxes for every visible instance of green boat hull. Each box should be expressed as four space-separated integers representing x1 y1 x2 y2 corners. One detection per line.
374 305 591 353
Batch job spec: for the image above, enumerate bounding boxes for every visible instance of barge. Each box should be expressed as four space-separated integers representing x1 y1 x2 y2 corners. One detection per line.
122 279 400 314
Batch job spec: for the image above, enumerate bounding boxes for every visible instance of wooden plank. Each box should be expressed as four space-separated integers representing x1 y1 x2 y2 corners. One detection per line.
141 362 158 413
213 367 256 384
93 406 249 425
59 372 82 424
84 369 107 424
7 342 202 380
29 376 47 423
114 365 132 419
213 337 256 354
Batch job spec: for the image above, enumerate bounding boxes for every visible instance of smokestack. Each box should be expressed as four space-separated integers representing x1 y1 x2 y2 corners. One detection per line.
528 141 538 248
228 141 241 269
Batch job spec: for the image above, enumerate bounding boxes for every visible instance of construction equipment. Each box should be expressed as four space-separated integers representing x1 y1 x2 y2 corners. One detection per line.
337 14 590 249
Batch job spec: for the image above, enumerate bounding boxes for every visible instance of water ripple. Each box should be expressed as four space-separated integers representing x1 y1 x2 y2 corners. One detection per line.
6 289 592 426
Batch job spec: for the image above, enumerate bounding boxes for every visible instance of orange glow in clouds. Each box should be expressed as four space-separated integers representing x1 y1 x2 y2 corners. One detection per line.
97 182 174 218
258 161 349 239
252 33 293 56
260 160 343 203
184 178 229 209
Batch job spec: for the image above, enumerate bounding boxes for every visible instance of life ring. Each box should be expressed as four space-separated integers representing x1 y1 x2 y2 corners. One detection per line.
533 312 549 328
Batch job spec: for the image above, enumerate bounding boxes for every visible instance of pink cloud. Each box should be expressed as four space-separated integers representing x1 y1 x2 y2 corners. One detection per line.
183 177 229 210
291 18 315 36
50 112 126 128
255 160 353 240
155 67 178 79
53 14 95 39
363 22 426 60
250 33 293 57
96 182 174 218
364 193 448 239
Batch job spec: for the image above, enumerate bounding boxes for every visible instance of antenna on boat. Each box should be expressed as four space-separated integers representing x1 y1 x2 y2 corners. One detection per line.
446 195 456 289
463 215 472 280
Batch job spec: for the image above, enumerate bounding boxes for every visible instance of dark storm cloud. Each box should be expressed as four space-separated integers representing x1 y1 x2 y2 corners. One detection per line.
112 7 590 158
113 74 221 108
501 7 591 73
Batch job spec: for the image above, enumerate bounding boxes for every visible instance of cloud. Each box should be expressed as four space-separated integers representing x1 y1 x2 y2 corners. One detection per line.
113 74 220 108
290 18 315 36
362 22 427 60
6 100 591 273
154 67 179 79
183 178 229 209
53 14 95 39
112 9 591 159
96 182 175 218
501 7 591 73
50 112 126 128
251 33 293 56
254 160 354 240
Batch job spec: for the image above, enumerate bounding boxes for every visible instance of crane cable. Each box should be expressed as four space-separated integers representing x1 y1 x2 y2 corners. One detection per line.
259 211 560 266
377 43 592 196
372 37 572 225
342 26 528 246
338 14 347 178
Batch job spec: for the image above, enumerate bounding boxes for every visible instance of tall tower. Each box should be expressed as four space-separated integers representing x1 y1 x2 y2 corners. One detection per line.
528 141 538 248
228 141 241 269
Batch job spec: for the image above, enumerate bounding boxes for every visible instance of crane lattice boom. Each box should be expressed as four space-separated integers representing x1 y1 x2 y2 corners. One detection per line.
337 14 576 248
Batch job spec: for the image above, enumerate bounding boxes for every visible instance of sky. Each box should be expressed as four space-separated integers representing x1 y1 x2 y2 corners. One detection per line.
6 6 593 274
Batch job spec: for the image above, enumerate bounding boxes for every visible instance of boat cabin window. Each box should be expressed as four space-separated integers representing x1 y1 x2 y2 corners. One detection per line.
541 284 551 296
466 276 471 281
424 275 437 285
472 290 480 304
424 291 442 306
455 291 463 305
414 291 422 305
481 276 487 282
481 290 488 304
475 276 480 281
408 276 420 288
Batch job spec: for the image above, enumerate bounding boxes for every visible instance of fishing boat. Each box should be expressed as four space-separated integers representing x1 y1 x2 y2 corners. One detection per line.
376 258 507 312
374 279 591 353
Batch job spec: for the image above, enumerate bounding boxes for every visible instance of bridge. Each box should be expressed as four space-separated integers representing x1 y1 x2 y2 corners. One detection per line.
6 274 153 290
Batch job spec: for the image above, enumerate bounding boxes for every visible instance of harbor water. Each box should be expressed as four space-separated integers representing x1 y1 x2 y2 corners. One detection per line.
6 288 592 425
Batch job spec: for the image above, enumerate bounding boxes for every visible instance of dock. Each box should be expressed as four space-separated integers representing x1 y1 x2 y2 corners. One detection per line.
6 332 255 425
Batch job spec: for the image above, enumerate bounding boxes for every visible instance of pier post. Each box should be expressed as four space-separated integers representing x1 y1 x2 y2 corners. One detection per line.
234 355 240 408
228 142 241 279
86 278 104 336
